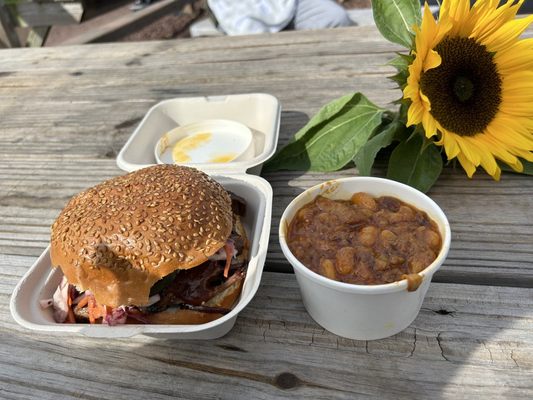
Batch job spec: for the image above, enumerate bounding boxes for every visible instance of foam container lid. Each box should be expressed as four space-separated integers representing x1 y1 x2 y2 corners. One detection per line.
117 93 281 175
10 93 281 339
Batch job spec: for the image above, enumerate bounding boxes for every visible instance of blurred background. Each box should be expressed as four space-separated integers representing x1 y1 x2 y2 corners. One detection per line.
1 0 531 48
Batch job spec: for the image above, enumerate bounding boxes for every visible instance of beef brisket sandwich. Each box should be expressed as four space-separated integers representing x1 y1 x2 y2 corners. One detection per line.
46 165 248 325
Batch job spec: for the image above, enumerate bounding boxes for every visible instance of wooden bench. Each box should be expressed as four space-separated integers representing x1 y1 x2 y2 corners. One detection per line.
0 0 83 47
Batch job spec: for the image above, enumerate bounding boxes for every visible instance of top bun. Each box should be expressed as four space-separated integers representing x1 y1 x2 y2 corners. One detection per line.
50 165 232 308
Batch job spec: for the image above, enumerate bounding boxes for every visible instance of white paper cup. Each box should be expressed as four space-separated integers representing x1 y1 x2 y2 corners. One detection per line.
279 177 451 340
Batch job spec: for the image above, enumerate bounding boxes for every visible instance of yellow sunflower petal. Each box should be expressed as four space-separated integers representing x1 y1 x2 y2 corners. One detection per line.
480 156 500 180
456 153 476 178
495 38 533 74
486 123 533 153
500 156 523 173
421 4 438 39
466 137 499 178
492 117 533 141
502 73 533 93
420 92 431 109
422 111 437 138
440 0 471 26
406 101 424 127
456 136 482 166
470 0 522 41
512 148 533 163
482 15 533 53
415 5 438 59
502 69 533 81
403 85 418 101
481 134 520 166
499 103 533 117
490 165 502 181
423 49 442 72
436 129 460 159
511 160 524 173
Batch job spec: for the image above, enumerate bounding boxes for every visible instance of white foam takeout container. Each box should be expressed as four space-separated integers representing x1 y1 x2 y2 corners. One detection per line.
116 93 280 174
279 177 451 341
10 93 280 339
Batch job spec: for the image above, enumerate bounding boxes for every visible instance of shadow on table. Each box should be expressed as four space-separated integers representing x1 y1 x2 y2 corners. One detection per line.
110 276 526 399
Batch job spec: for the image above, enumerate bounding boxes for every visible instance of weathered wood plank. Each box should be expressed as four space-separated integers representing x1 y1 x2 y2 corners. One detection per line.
0 271 532 399
25 26 50 47
6 1 83 28
60 0 188 45
0 1 21 47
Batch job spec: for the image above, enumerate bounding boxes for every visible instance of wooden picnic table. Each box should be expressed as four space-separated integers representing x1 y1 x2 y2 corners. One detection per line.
1 25 532 399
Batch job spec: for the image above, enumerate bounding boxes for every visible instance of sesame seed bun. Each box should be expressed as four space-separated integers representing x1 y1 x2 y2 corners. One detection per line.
50 165 233 308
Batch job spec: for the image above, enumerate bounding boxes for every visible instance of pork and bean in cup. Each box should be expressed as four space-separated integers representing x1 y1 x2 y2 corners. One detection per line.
287 192 442 291
279 177 451 340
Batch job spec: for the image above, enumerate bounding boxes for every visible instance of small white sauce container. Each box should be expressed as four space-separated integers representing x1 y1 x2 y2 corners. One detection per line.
279 177 451 341
155 119 254 165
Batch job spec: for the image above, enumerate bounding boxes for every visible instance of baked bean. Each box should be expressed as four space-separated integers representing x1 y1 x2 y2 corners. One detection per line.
344 209 366 225
317 212 333 225
374 210 390 227
320 258 337 280
388 205 415 223
424 229 441 250
316 196 346 215
374 254 389 271
287 194 442 285
378 196 401 212
297 207 314 222
355 258 372 280
335 247 356 274
409 250 436 273
316 240 332 252
389 255 405 265
351 192 377 211
358 226 378 247
379 230 397 249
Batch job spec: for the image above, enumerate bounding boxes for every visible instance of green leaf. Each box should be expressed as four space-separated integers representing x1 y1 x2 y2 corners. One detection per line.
263 93 383 172
398 101 410 124
353 120 405 176
388 53 413 88
386 134 443 193
388 53 414 71
500 160 533 175
372 0 422 48
292 93 359 141
388 70 409 88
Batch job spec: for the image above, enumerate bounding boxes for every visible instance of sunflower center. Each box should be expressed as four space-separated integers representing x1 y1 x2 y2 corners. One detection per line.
453 76 474 102
420 37 502 136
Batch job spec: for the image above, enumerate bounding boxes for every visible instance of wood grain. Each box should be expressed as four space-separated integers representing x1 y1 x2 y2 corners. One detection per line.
1 270 532 399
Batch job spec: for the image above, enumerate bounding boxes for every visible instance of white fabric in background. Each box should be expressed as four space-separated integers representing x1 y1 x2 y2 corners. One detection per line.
207 0 297 35
294 0 353 30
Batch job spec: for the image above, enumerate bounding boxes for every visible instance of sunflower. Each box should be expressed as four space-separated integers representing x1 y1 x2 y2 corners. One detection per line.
403 0 533 179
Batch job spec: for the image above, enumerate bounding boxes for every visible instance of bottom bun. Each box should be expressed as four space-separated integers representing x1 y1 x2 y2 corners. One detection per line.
143 309 224 325
144 278 244 325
